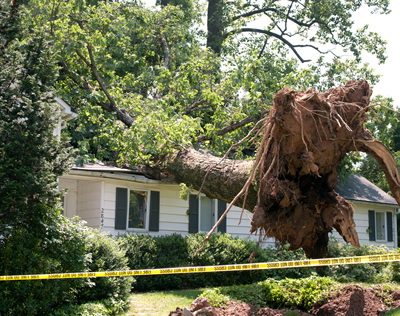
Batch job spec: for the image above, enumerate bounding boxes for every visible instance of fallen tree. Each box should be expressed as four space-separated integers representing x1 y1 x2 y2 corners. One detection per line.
146 80 400 258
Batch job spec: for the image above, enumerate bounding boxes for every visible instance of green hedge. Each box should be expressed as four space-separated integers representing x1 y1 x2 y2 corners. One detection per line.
119 233 400 292
0 217 89 315
76 229 134 304
321 237 398 283
0 217 134 315
118 232 316 291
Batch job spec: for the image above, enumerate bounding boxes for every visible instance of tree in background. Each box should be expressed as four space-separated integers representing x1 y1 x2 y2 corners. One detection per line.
358 96 400 193
0 0 71 233
0 1 87 314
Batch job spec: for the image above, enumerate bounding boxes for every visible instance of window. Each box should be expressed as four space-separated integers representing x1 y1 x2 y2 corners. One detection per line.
200 196 215 232
188 195 226 233
115 188 159 231
368 210 393 242
375 212 386 241
128 190 147 229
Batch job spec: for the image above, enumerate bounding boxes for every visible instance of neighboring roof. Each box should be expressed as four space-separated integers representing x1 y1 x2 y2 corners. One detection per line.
55 97 78 121
336 173 398 207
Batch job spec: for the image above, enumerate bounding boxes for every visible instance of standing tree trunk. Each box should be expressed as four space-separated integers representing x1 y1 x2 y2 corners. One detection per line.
207 0 224 55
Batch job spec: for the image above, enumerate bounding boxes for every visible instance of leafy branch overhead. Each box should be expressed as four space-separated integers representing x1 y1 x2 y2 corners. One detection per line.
26 0 389 164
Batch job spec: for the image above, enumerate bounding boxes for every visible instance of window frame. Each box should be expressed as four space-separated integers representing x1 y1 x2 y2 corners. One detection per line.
125 187 150 232
375 211 387 242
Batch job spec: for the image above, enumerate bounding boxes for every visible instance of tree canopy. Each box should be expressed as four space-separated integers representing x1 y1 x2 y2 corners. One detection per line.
23 0 387 163
16 0 400 256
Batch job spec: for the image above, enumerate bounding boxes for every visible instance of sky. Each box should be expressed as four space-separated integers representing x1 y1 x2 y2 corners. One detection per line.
142 0 400 106
352 2 400 107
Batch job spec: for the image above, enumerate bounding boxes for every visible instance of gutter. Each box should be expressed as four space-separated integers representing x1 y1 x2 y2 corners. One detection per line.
67 169 175 185
346 198 399 209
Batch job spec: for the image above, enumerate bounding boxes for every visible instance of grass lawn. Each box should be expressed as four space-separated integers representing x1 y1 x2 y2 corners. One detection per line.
125 289 204 316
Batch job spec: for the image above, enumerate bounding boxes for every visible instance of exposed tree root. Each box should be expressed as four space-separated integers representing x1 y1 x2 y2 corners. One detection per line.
197 79 400 258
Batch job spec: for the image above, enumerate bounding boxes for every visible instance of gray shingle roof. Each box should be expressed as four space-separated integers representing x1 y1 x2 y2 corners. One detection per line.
336 173 398 207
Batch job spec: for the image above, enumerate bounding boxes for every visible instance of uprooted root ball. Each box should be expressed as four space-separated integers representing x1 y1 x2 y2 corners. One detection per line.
249 80 400 258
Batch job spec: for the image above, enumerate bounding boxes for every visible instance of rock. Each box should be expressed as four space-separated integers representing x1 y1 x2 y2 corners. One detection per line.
190 297 210 312
193 306 218 316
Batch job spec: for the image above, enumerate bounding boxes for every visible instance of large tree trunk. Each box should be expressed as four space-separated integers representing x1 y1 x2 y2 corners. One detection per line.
207 0 224 55
146 80 400 258
145 147 256 210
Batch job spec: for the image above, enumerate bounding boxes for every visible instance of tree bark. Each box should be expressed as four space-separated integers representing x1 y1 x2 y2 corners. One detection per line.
207 0 224 55
145 147 257 211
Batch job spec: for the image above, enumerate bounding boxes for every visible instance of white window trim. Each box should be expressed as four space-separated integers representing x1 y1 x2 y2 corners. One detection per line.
198 195 217 233
375 211 387 242
125 187 150 233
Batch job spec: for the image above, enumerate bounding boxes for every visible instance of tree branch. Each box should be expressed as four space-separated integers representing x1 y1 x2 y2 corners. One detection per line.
231 7 277 22
161 36 170 69
73 48 134 127
224 28 311 63
59 61 95 91
230 4 341 46
197 112 266 143
184 100 207 115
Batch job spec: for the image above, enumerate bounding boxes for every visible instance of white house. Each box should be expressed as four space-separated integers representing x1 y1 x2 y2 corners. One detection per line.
334 173 398 248
59 164 268 243
59 165 399 249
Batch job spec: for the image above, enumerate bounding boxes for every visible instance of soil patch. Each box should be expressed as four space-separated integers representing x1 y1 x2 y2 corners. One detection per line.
171 285 397 316
310 285 387 316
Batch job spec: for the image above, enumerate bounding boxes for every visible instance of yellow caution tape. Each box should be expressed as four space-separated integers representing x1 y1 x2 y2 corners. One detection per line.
1 254 400 281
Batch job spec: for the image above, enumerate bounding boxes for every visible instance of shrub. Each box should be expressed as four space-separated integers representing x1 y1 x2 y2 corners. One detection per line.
320 237 393 283
260 276 335 310
119 233 189 291
185 233 273 287
77 229 134 304
119 232 316 291
0 216 90 315
51 297 127 316
201 276 336 311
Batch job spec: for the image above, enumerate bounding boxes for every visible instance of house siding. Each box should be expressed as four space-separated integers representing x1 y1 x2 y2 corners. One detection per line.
60 174 397 249
331 202 397 249
76 180 102 228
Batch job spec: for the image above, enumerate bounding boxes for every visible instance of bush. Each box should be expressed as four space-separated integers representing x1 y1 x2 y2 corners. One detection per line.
320 237 394 283
0 217 134 315
0 216 90 315
201 275 336 311
77 229 134 304
119 233 189 291
119 232 316 291
260 276 335 310
51 297 127 316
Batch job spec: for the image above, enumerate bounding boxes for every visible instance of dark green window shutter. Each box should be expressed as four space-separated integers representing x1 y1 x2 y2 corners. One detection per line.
387 212 393 242
217 200 227 233
368 210 376 241
189 194 199 233
149 191 160 232
115 188 128 229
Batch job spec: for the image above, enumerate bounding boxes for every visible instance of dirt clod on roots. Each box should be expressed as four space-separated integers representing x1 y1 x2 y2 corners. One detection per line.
248 80 400 258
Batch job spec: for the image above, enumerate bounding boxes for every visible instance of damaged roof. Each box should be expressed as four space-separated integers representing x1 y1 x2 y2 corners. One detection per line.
70 165 399 207
336 173 398 207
